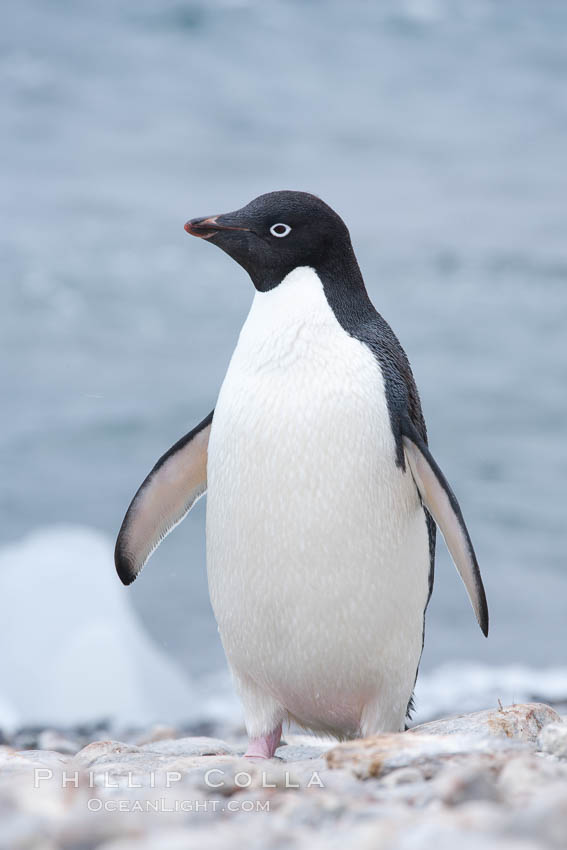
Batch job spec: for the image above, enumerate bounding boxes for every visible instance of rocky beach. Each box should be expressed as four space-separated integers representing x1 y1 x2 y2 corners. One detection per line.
1 702 567 849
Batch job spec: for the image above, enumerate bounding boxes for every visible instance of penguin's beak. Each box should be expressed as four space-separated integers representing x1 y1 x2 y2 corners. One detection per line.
184 214 250 240
184 206 261 281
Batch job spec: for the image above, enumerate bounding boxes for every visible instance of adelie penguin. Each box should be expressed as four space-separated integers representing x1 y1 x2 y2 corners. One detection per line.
115 191 488 758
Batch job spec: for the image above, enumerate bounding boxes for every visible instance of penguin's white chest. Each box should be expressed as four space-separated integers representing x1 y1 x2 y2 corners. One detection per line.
206 267 429 736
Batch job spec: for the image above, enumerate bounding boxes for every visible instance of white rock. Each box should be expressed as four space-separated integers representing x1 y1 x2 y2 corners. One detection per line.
380 766 425 787
497 754 567 801
326 731 527 780
537 721 567 758
276 743 331 762
73 740 141 767
139 736 234 756
13 749 70 768
410 703 561 743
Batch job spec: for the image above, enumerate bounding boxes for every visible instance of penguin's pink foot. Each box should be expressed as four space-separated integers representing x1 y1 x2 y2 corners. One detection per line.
244 724 282 759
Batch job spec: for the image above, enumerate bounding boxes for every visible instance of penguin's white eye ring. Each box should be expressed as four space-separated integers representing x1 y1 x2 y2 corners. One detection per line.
270 223 291 238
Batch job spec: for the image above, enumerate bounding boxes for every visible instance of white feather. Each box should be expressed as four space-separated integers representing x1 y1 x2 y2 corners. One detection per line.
206 267 430 738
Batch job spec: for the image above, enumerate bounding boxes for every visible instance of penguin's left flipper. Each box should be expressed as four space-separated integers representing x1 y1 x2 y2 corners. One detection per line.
115 410 213 586
401 415 489 636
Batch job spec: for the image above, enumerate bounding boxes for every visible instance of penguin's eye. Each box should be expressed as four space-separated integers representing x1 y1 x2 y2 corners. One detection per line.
269 223 291 238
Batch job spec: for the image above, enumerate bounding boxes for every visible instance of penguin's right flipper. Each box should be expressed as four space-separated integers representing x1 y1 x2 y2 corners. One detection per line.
115 410 213 585
401 414 489 636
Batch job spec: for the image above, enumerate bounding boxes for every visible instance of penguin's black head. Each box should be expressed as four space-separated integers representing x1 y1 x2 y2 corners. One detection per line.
185 191 356 292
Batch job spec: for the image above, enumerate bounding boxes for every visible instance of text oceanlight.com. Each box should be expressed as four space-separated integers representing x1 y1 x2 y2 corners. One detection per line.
87 799 271 813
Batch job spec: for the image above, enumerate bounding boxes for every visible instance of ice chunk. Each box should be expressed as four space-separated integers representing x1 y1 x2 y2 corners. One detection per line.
0 526 195 727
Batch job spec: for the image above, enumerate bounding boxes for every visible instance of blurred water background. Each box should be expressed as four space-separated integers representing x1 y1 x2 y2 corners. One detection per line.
1 0 566 729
